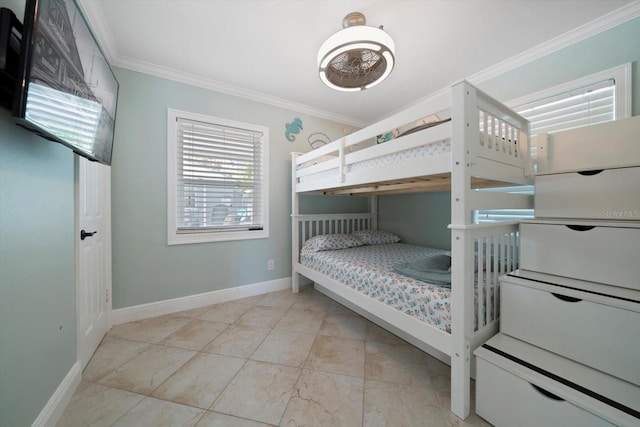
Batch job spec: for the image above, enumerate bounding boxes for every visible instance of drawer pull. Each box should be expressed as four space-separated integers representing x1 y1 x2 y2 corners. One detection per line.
565 224 596 232
577 169 604 176
551 293 582 303
530 384 565 401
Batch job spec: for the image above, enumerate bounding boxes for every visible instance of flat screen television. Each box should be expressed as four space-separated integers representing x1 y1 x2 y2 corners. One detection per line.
12 0 118 165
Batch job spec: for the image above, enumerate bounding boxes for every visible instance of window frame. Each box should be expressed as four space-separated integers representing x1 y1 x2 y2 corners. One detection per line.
506 63 632 124
167 109 269 245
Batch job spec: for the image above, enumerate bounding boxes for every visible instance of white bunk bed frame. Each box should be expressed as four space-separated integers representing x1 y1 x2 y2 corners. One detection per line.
291 81 532 420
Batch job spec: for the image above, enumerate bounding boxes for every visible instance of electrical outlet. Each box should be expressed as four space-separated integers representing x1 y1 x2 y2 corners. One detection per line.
267 259 275 270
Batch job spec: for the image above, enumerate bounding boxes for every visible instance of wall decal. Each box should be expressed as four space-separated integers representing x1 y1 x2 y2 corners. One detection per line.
376 132 394 144
308 132 331 149
285 118 303 142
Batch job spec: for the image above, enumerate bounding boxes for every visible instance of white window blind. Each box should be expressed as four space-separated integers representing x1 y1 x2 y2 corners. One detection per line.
167 109 269 244
514 79 615 136
176 117 264 232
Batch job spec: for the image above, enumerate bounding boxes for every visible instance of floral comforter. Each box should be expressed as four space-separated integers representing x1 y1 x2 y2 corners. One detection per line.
301 243 453 333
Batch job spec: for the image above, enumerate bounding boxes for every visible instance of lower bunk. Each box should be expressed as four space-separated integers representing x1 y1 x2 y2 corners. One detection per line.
291 213 520 420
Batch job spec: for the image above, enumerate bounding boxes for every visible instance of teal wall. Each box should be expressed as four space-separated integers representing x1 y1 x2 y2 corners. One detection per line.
0 0 77 424
0 113 76 425
480 16 640 115
378 192 451 250
382 17 640 249
111 68 357 309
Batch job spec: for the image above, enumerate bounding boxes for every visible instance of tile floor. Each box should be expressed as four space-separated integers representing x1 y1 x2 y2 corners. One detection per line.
57 285 491 426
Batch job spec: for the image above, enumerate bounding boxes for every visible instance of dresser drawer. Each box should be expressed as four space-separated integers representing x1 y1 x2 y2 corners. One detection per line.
476 357 615 427
535 167 640 220
501 279 640 386
520 221 640 290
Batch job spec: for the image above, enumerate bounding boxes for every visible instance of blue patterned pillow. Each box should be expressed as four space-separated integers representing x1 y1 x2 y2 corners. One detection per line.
301 234 363 253
351 230 401 245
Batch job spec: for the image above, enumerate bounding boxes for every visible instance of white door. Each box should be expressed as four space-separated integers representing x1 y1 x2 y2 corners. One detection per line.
76 156 111 370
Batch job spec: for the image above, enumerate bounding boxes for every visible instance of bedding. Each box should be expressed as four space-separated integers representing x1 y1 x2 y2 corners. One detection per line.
351 230 401 245
393 254 452 287
301 234 363 253
301 243 454 332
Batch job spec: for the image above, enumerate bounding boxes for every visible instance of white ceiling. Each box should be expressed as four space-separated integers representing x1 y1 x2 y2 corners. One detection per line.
79 0 639 126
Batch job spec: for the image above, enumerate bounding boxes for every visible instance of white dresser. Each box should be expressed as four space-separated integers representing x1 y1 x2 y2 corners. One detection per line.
474 117 640 427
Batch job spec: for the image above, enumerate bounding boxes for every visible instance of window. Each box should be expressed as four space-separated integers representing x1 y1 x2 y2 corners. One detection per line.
508 63 631 138
167 109 269 244
474 63 631 223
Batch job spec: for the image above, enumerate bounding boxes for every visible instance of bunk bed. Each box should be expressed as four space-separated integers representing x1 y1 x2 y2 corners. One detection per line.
291 81 533 420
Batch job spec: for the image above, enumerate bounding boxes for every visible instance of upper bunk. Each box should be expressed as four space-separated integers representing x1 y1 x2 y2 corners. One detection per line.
292 81 533 196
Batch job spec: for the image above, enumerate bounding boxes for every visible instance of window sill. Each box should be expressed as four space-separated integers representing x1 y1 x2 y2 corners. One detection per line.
168 229 269 245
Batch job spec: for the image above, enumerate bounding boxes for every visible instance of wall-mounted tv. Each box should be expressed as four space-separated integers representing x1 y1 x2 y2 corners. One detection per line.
12 0 119 165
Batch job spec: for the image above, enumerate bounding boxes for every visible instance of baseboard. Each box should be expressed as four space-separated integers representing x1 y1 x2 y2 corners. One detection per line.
112 277 292 325
31 361 81 427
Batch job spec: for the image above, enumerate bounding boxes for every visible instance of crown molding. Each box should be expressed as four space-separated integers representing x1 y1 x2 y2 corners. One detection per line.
373 0 640 124
467 0 640 84
78 1 365 127
78 0 118 63
81 0 639 128
111 55 367 128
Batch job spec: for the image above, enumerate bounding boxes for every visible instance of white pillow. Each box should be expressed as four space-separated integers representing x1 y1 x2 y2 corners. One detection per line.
351 230 401 245
301 234 363 253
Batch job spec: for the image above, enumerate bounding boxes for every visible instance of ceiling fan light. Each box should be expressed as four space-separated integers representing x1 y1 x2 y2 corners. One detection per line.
365 50 395 90
319 70 363 92
317 13 395 91
319 42 383 69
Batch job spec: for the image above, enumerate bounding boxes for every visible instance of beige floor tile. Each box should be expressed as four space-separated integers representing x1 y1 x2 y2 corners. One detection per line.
82 336 151 382
257 289 298 308
160 319 229 351
211 360 300 425
318 313 367 340
236 306 288 328
442 409 492 427
305 335 365 377
365 322 406 345
364 380 446 427
251 329 315 367
365 340 433 387
235 294 270 306
55 383 144 427
198 302 253 323
108 315 192 343
196 411 274 427
61 288 479 426
281 369 364 427
274 308 325 334
174 305 212 319
426 353 452 376
152 352 245 409
99 344 196 394
290 291 337 312
202 324 270 358
111 397 205 427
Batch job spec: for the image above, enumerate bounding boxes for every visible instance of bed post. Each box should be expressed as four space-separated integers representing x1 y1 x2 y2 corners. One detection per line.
291 152 300 293
449 81 477 420
370 196 378 230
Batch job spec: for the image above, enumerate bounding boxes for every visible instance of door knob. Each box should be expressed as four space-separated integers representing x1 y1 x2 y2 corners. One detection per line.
80 229 98 240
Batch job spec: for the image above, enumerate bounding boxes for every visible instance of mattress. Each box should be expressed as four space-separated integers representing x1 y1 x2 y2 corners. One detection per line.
301 243 454 333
